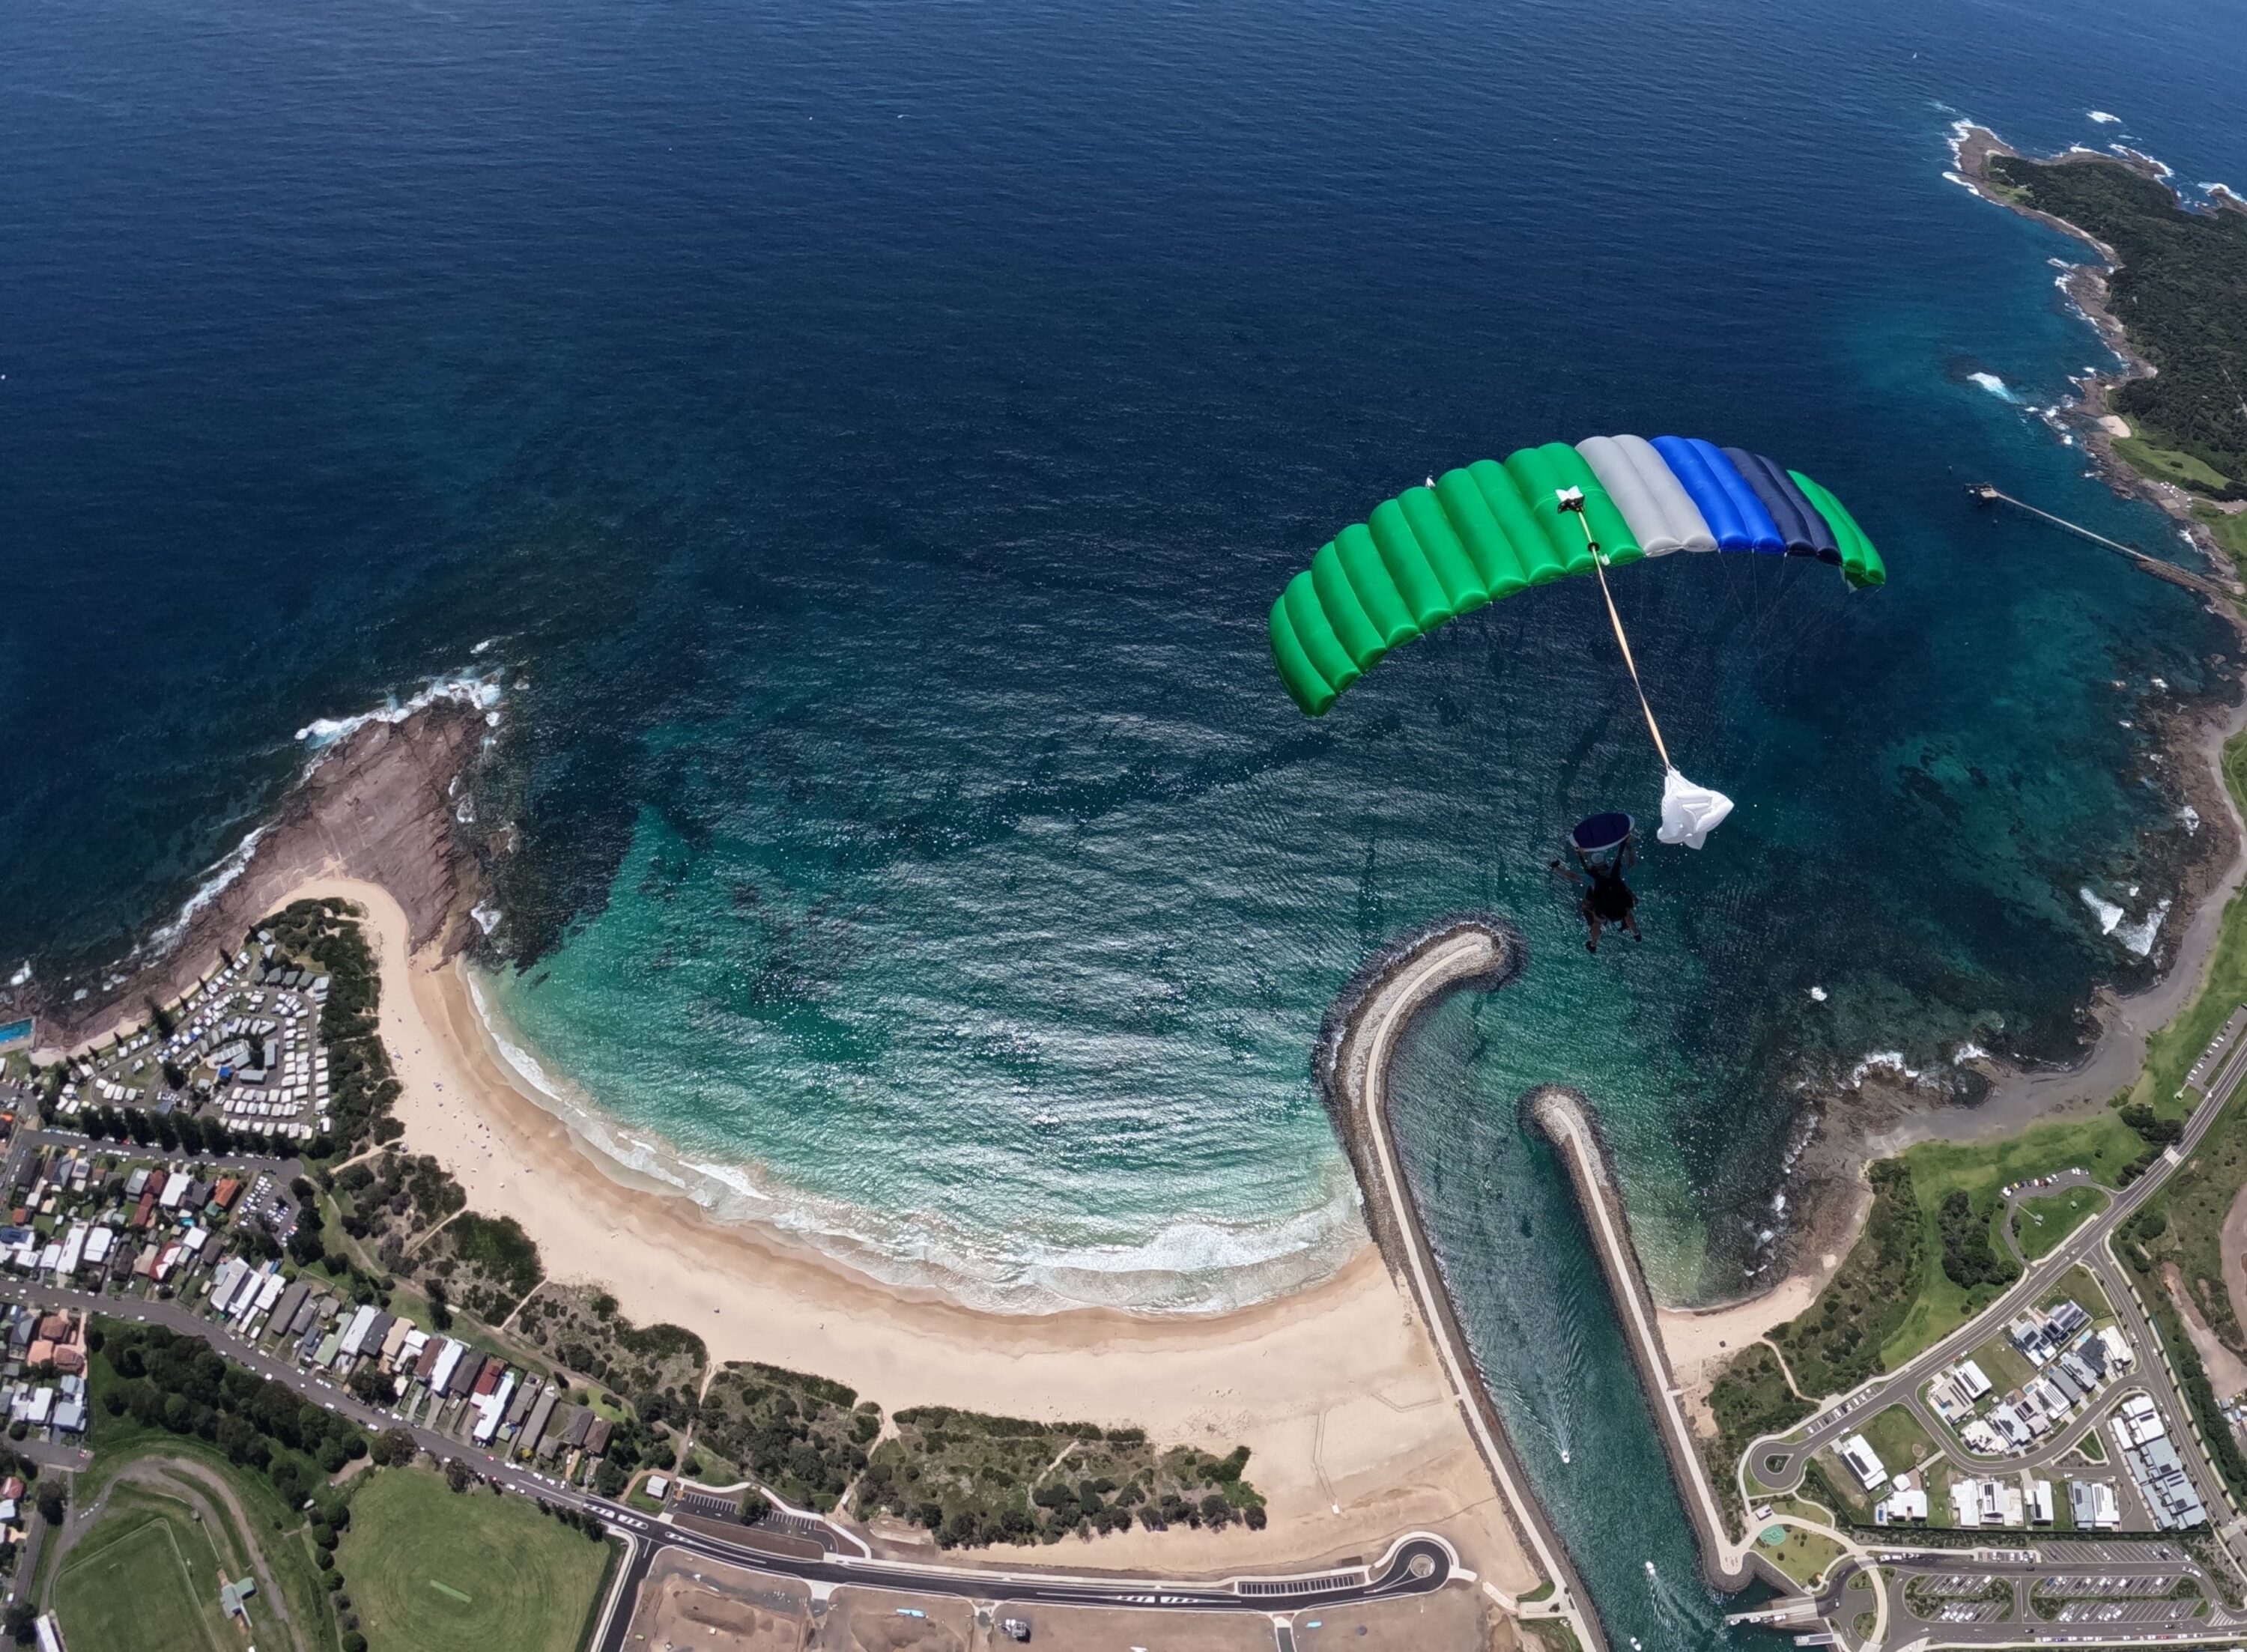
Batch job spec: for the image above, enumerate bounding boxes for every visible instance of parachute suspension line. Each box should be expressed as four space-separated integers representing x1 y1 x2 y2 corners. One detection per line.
1558 491 1673 771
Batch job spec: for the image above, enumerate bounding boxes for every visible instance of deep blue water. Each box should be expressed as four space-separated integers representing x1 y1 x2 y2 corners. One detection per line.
7 0 2247 1641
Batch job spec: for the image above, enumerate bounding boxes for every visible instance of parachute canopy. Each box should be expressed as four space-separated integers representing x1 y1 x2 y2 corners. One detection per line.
1269 434 1883 715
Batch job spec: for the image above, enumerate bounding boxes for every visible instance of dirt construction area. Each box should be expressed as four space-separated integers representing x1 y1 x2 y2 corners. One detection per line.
625 1552 813 1651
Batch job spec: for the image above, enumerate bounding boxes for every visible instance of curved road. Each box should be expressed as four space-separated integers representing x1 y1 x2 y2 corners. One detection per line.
1744 1016 2247 1580
0 1280 1462 1638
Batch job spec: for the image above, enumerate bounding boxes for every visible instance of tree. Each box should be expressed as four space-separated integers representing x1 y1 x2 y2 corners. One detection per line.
374 1429 417 1468
348 1365 392 1408
739 1489 770 1523
36 1482 66 1527
446 1459 473 1494
4 1601 34 1645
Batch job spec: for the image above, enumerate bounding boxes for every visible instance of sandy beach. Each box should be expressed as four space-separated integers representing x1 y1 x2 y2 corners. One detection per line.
281 874 1538 1588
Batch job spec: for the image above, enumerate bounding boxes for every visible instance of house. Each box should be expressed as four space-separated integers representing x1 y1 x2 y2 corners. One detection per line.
2069 1478 2121 1530
2026 1478 2054 1525
1874 1476 1928 1525
522 1387 561 1455
207 1257 251 1316
1954 1359 1993 1400
472 1373 517 1445
1837 1434 1888 1491
336 1305 379 1362
219 1576 257 1627
583 1417 613 1457
269 1280 311 1342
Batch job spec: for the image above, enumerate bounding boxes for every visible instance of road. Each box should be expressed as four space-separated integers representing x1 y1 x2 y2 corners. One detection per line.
0 1279 1461 1636
1 1125 303 1217
1749 1014 2247 1529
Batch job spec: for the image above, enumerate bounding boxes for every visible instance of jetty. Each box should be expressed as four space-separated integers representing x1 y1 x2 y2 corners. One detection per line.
1523 1087 1770 1594
1967 482 2234 601
1314 917 1607 1652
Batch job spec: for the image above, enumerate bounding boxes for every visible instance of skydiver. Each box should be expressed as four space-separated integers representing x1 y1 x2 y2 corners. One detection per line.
1550 847 1640 953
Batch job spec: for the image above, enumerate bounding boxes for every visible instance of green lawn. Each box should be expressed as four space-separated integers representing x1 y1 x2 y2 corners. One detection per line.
1761 1525 1844 1588
1881 1111 2147 1367
1860 1403 1939 1478
1966 1332 2037 1397
55 1492 233 1652
2012 1185 2109 1260
2040 1264 2114 1322
2123 728 2247 1354
2193 503 2247 578
339 1466 610 1652
2114 434 2233 493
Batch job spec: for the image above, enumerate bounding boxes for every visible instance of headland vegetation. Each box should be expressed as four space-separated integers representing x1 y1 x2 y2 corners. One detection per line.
1951 122 2247 580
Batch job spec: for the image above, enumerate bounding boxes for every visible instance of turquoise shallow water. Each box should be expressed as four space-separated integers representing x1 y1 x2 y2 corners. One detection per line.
7 0 2247 1639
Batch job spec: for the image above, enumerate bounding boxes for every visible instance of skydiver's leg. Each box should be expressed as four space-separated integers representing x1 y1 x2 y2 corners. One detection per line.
1585 913 1602 953
1624 911 1641 941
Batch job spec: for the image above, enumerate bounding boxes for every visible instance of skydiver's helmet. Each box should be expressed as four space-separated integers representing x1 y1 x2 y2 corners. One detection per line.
1570 812 1635 872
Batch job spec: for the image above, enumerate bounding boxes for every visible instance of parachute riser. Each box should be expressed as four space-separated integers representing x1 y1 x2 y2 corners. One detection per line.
1556 488 1673 773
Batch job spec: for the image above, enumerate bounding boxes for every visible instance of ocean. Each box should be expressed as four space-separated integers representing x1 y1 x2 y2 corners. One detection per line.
7 0 2246 1640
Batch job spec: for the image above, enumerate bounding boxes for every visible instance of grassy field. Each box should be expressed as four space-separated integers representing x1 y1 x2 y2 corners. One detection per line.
2123 727 2247 1355
2193 502 2247 577
2012 1185 2108 1260
339 1466 610 1652
70 1430 342 1650
1761 1525 1844 1588
1860 1403 1938 1478
2114 434 2233 493
2040 1263 2114 1320
1880 1111 2145 1367
55 1489 235 1652
1965 1331 2037 1396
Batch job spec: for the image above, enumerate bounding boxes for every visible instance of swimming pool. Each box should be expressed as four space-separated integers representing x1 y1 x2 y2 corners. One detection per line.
0 1019 33 1051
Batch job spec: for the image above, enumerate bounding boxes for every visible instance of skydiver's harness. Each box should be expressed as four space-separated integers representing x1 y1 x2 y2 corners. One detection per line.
1555 488 1734 851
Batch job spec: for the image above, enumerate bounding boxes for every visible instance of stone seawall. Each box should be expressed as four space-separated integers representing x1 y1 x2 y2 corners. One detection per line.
1312 916 1607 1652
1523 1085 1774 1594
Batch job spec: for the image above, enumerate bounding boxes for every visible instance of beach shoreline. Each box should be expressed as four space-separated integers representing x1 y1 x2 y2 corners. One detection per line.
291 872 1539 1588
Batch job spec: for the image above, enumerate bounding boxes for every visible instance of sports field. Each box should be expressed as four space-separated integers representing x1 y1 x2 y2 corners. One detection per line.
339 1466 609 1652
55 1493 232 1652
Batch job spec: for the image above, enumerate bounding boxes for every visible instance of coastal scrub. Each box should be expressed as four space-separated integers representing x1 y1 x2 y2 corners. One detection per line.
1986 153 2247 490
859 1408 1264 1549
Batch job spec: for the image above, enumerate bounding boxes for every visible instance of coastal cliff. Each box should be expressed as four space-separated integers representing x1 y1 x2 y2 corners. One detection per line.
34 700 494 1053
1950 122 2247 586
